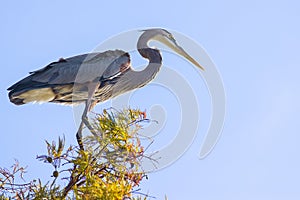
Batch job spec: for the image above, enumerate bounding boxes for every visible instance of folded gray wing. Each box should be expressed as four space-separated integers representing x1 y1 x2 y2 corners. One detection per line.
31 50 129 84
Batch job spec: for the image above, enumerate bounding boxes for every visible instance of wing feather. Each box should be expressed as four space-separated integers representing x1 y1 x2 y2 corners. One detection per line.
8 49 131 106
31 50 129 84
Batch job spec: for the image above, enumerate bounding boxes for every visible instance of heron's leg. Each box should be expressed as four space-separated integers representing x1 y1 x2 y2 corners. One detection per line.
76 121 85 150
76 82 100 150
81 100 98 137
81 83 99 136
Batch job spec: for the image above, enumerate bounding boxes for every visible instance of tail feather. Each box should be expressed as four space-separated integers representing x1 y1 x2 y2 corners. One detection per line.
9 87 57 105
8 76 55 105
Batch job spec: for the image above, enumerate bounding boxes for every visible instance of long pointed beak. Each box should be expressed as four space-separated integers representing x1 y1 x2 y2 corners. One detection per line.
153 35 205 71
175 45 205 71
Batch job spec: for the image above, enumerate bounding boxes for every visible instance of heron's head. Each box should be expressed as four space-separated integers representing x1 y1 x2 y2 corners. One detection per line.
142 28 204 70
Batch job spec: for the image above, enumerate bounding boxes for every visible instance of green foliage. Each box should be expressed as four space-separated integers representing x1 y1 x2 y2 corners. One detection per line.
0 108 153 200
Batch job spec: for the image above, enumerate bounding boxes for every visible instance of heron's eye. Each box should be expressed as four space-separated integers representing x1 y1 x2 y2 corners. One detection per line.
169 34 176 42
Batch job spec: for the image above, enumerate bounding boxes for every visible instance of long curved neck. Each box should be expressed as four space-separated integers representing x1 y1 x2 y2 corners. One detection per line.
137 31 162 64
130 31 163 86
132 48 162 88
138 48 162 64
111 32 163 96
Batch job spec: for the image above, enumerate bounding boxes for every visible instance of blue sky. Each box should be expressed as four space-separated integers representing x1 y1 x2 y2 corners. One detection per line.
1 0 300 199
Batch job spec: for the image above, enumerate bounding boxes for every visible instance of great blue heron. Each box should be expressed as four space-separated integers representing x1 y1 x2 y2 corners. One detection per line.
8 28 204 149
